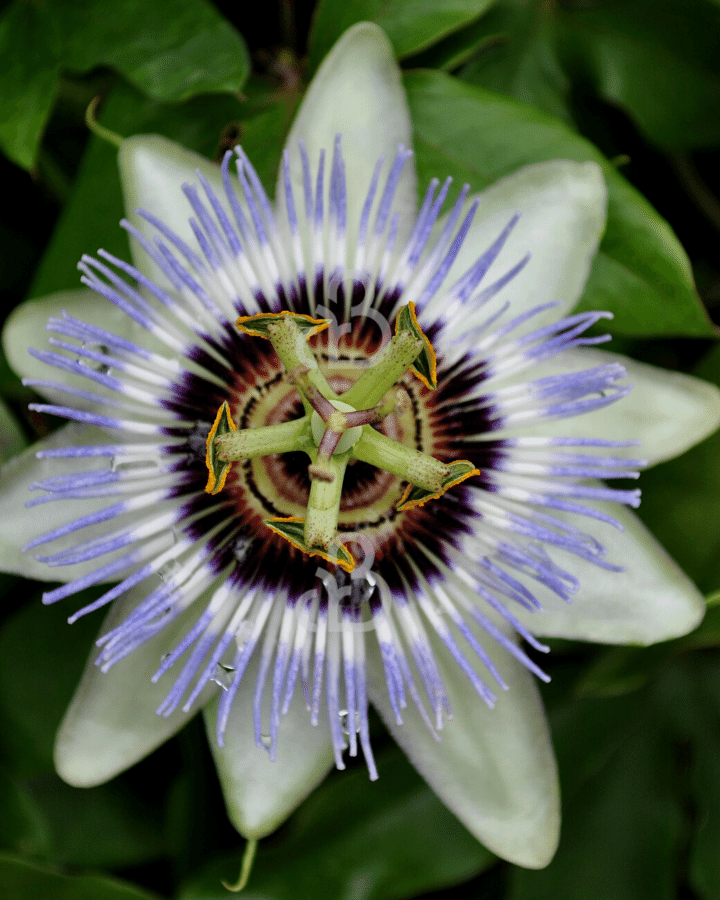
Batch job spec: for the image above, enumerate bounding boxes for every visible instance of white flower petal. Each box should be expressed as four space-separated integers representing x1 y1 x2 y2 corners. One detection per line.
279 22 416 252
0 424 134 581
55 588 218 787
3 289 162 404
367 632 559 868
429 160 606 328
508 347 720 467
119 134 227 287
204 656 334 839
517 502 705 644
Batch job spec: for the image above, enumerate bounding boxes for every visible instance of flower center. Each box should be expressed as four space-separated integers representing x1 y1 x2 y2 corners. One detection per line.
204 306 478 572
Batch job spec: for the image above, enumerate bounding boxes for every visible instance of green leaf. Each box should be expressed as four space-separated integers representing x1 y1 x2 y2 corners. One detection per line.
558 0 720 150
0 1 61 169
24 775 165 868
575 594 720 700
404 69 714 337
426 0 720 151
456 0 573 124
651 659 720 900
0 853 160 900
0 592 168 869
574 643 677 699
308 0 498 72
0 396 27 463
0 0 249 171
0 768 51 857
509 692 683 900
59 0 249 103
0 589 100 774
179 748 493 900
686 595 720 649
690 729 720 900
31 79 287 298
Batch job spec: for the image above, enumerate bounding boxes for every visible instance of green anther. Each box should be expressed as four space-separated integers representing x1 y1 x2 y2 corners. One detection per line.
341 329 422 410
205 401 237 495
215 418 310 461
352 427 450 493
305 452 349 550
396 302 437 389
265 316 337 407
265 518 355 572
397 459 479 511
236 311 338 416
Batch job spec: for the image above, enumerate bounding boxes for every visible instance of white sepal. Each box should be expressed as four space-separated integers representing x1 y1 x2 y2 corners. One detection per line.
428 160 607 335
55 587 219 787
516 501 706 644
204 653 334 839
367 629 559 868
278 22 416 257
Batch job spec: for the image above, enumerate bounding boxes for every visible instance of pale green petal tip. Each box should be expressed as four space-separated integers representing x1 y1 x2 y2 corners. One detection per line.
287 21 409 150
617 355 720 466
435 158 608 328
3 290 83 384
214 755 334 841
3 289 130 388
282 20 416 241
53 667 199 789
119 134 225 280
203 681 334 839
523 504 707 646
118 132 212 193
53 594 219 788
367 638 559 868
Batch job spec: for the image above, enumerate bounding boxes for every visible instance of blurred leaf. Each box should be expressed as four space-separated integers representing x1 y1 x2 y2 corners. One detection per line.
683 594 720 649
0 397 28 462
0 589 100 773
31 80 288 298
0 593 168 869
0 768 50 857
405 69 714 337
690 730 720 900
576 598 720 699
59 0 249 103
180 748 493 900
651 659 720 900
308 0 498 72
0 853 160 899
423 0 720 151
559 0 720 150
0 0 248 171
575 643 675 699
23 775 165 869
510 692 682 900
637 345 720 596
456 0 573 124
0 1 61 169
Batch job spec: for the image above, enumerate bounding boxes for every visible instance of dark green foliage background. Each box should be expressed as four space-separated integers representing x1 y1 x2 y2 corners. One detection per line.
1 0 720 897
